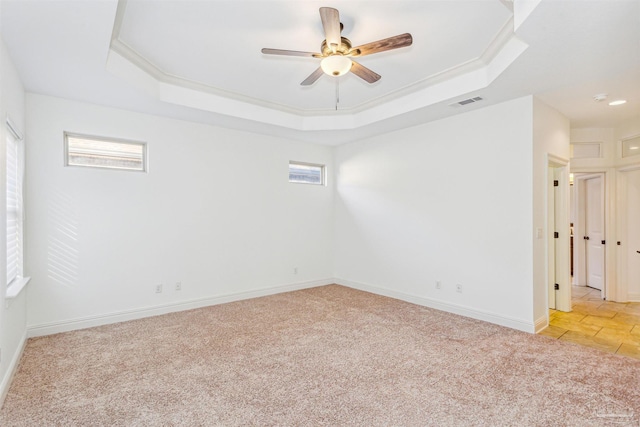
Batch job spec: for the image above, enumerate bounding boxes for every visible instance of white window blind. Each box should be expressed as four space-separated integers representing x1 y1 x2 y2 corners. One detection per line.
289 161 325 185
6 127 22 286
65 133 147 172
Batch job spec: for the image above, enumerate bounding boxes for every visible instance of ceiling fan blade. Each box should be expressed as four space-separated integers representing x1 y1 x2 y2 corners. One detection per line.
300 67 324 86
262 48 322 58
350 61 381 84
319 7 341 51
349 33 413 57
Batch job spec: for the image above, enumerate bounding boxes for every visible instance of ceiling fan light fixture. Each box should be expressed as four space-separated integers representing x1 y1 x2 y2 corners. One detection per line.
321 55 352 77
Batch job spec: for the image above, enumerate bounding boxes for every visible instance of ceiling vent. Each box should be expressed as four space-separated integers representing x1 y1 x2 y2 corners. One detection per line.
450 96 484 107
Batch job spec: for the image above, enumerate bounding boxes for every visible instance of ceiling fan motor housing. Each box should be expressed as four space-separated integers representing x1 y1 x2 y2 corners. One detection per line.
321 37 355 56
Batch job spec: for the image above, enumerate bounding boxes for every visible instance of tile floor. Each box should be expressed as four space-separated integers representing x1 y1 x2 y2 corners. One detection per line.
539 286 640 359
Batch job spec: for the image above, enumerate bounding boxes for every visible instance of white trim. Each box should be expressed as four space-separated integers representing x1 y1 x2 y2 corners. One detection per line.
5 276 30 299
628 293 640 302
547 153 570 167
107 1 529 130
25 276 542 339
5 116 23 141
572 167 618 301
546 154 571 312
535 315 549 333
27 278 333 337
336 278 536 333
617 164 640 173
0 332 27 408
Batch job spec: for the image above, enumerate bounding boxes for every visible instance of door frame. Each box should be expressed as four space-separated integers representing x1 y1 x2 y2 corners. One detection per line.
547 154 571 312
616 164 640 302
575 173 605 294
571 167 616 301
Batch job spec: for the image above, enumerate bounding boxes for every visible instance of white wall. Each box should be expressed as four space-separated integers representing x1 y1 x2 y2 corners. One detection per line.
333 97 538 331
25 94 334 335
531 97 571 322
615 116 640 143
0 37 27 403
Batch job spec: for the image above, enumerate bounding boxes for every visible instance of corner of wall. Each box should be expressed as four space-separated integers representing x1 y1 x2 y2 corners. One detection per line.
0 32 28 411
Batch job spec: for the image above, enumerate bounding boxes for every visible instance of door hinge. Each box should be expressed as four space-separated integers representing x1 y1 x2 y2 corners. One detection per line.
554 283 559 290
601 240 606 245
554 232 559 238
553 180 559 187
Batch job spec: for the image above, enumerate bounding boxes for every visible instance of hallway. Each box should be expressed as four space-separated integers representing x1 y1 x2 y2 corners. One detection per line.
541 286 640 359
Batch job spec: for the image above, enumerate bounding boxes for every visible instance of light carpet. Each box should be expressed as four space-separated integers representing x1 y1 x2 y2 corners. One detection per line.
1 285 639 426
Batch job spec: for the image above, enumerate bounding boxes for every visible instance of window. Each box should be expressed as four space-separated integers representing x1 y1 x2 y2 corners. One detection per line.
622 135 640 158
6 120 23 288
570 142 602 159
289 161 325 185
64 133 147 172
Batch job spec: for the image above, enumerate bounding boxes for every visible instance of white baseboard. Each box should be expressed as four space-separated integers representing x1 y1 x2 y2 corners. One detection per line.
27 279 334 338
628 292 640 302
0 331 27 409
26 277 540 338
336 278 537 333
534 315 549 333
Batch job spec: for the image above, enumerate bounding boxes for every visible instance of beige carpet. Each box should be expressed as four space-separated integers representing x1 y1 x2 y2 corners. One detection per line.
1 285 639 426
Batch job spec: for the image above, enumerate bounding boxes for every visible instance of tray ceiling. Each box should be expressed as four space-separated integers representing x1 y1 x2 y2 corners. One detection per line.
2 0 638 143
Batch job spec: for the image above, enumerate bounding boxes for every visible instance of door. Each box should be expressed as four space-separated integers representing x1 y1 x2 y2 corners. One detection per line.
548 167 563 309
548 159 571 312
623 169 640 299
548 167 556 309
584 176 605 291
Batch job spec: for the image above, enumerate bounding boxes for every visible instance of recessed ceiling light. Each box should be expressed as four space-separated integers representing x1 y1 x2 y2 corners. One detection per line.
609 99 627 106
630 146 639 150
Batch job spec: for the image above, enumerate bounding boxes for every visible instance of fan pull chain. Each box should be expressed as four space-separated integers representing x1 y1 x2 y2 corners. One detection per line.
335 79 339 111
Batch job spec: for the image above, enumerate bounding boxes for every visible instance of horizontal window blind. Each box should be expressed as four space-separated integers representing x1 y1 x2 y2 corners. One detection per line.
6 131 19 285
289 161 325 185
65 133 147 172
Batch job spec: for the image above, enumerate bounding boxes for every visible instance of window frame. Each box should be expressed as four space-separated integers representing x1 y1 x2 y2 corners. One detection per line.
6 117 29 297
621 134 640 158
288 161 326 186
64 132 148 172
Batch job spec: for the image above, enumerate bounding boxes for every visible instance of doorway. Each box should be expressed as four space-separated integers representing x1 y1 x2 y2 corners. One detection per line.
547 156 571 312
574 173 606 298
585 175 605 292
618 167 640 301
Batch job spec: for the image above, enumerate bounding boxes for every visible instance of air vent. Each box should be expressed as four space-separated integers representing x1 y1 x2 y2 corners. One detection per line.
449 96 484 107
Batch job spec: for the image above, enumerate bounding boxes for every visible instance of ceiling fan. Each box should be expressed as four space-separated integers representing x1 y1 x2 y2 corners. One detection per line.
261 7 413 86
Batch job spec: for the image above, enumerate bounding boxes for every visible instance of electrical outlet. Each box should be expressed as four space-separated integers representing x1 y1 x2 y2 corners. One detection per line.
155 284 163 293
456 284 463 293
175 282 182 291
436 281 442 290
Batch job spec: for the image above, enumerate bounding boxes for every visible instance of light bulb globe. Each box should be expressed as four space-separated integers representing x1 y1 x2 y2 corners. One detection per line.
321 55 352 77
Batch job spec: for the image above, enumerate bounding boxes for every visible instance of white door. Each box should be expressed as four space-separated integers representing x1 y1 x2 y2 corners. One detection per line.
624 169 640 299
585 176 605 291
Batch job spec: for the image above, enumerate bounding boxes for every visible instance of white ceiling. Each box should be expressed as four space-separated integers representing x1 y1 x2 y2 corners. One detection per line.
1 0 639 145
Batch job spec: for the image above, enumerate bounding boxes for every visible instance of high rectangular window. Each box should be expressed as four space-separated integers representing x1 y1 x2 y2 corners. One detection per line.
65 133 147 172
622 135 640 158
570 142 602 159
289 161 325 185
